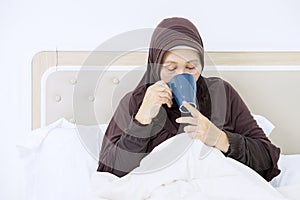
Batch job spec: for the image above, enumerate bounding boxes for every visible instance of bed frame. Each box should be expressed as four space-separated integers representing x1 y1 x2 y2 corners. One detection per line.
32 51 300 154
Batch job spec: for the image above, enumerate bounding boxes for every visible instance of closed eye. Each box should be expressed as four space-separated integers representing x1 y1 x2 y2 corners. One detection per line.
186 63 196 69
163 62 177 71
187 60 201 69
168 67 176 71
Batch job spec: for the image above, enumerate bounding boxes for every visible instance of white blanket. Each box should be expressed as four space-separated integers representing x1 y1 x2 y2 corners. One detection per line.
86 133 287 200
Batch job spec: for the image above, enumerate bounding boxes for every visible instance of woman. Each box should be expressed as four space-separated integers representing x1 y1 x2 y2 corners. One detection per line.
97 17 280 181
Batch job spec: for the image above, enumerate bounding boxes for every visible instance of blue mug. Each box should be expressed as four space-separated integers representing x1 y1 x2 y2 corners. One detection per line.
167 73 197 113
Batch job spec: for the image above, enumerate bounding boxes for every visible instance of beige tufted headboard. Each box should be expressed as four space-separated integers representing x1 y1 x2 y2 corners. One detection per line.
32 51 300 154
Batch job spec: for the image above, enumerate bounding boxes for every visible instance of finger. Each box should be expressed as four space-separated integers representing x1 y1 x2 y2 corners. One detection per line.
157 80 172 91
159 97 173 108
156 80 165 85
157 86 172 98
159 91 172 100
185 126 206 133
176 117 198 125
186 130 205 141
182 101 201 118
156 80 170 90
149 83 172 100
183 125 198 133
187 131 196 139
167 101 172 108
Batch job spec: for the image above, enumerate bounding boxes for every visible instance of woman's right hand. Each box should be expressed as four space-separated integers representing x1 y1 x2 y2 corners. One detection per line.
135 80 173 125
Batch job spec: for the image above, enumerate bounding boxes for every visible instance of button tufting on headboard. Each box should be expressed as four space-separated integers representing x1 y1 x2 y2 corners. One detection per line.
88 96 95 102
112 78 120 84
69 78 77 85
55 95 61 102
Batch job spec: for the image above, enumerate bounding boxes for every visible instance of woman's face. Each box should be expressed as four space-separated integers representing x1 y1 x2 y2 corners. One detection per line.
160 49 202 83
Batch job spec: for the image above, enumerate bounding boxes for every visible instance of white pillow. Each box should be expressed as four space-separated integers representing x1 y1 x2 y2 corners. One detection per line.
59 119 106 160
251 113 275 137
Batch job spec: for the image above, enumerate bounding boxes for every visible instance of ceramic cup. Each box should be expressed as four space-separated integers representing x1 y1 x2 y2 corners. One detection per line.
167 73 197 113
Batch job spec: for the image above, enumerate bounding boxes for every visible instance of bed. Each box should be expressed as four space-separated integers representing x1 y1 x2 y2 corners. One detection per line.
18 51 300 199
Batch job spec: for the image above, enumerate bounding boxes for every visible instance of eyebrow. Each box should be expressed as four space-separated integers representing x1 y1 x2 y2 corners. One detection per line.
163 59 199 64
187 59 199 63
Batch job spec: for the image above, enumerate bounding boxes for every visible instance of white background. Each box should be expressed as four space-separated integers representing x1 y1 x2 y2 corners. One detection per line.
0 0 299 199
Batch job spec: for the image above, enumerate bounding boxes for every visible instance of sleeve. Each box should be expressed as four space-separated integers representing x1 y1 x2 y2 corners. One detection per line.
223 81 281 181
97 93 165 177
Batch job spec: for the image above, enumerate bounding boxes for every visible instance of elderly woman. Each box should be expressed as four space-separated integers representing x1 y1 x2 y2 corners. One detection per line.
97 17 280 181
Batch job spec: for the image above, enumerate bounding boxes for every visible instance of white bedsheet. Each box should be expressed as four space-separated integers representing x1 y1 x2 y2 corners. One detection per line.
85 133 287 200
277 184 300 200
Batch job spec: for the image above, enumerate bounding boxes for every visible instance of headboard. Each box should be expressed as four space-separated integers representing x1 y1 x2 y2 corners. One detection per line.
32 51 300 154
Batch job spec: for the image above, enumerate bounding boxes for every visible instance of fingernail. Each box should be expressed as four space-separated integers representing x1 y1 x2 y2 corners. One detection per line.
176 118 180 123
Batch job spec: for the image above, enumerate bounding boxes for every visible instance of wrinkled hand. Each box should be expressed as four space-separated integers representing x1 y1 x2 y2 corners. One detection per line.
135 80 173 125
176 101 229 152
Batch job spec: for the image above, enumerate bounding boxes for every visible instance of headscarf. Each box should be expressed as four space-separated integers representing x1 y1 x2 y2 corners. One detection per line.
138 17 205 87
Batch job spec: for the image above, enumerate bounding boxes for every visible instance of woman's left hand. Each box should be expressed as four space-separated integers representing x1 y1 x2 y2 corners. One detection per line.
176 101 229 153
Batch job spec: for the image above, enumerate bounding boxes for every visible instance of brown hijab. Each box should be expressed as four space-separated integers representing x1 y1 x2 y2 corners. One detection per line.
138 17 204 86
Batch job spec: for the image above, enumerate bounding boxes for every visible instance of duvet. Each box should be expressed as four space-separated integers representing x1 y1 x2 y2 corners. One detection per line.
85 133 287 200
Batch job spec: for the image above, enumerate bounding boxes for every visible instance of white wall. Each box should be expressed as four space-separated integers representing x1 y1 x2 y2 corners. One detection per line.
0 0 299 199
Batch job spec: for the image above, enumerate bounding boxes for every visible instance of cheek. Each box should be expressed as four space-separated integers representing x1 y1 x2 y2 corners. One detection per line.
192 72 201 81
192 68 202 80
160 70 173 82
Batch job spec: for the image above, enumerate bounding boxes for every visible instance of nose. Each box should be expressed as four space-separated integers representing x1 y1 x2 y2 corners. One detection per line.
174 63 184 75
176 70 185 75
